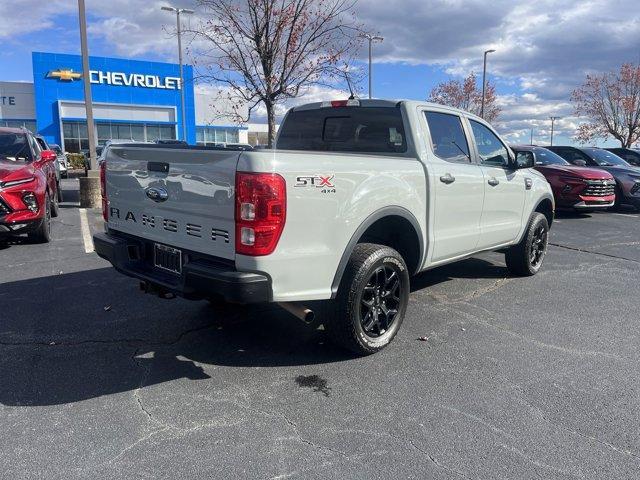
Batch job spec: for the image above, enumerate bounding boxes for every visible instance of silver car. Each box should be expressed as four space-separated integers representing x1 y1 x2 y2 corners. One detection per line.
49 144 68 179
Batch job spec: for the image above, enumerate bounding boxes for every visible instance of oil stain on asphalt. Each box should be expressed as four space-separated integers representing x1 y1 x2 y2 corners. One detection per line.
295 375 331 397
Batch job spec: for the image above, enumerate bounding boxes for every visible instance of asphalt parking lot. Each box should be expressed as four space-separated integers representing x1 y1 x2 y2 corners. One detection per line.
1 178 639 480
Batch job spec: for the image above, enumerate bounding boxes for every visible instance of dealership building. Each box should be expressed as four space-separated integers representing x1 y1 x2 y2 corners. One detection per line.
0 51 260 152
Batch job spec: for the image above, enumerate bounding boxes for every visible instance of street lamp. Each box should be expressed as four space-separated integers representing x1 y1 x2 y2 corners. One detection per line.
161 5 194 142
480 49 496 119
361 34 384 99
550 116 561 146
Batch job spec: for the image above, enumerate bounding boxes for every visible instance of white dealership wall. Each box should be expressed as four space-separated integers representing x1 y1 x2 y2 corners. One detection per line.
0 81 36 122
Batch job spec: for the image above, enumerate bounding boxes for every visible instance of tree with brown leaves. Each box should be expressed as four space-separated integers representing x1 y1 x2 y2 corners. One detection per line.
189 0 363 147
571 64 640 147
428 73 501 122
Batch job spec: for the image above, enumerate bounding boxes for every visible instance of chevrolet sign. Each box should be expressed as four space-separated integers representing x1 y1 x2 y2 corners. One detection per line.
48 68 181 90
89 70 181 90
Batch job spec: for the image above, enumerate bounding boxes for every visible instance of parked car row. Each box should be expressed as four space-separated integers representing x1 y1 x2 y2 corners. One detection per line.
511 145 640 212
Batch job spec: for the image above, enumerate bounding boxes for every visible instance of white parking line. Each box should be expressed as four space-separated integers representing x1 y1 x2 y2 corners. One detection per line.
613 213 639 218
79 208 94 253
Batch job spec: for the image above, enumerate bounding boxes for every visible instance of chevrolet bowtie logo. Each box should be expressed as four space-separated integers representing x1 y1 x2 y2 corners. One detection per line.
48 69 83 81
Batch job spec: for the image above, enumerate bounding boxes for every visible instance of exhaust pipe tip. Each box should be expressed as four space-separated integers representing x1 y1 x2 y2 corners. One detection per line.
279 302 315 324
303 309 315 324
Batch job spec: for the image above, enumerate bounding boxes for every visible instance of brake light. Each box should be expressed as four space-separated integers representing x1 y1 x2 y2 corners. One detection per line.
235 172 286 256
322 99 361 108
100 160 108 221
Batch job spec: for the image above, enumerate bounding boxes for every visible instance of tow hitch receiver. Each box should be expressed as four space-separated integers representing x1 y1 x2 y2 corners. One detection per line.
139 281 176 300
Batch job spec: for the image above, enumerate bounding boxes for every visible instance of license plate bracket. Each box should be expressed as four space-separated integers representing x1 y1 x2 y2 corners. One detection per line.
154 243 182 274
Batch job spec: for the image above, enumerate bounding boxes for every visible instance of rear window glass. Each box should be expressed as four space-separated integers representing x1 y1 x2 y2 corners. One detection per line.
276 106 407 154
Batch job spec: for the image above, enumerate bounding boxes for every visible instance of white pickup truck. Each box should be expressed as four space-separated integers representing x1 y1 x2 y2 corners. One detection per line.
94 99 554 354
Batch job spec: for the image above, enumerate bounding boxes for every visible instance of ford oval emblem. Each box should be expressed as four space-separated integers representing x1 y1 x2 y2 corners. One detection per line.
145 187 169 202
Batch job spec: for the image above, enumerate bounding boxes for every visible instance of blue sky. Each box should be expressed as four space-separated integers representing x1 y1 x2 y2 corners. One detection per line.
2 0 639 147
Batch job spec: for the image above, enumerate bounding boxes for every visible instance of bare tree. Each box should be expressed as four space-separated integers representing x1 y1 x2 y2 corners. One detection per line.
428 73 501 122
571 64 640 147
189 0 363 146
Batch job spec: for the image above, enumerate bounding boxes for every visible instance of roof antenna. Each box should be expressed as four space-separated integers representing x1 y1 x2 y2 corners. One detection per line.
338 65 357 100
346 75 356 100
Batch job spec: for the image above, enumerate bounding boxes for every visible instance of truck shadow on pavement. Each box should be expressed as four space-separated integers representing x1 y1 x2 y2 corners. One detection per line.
0 257 505 407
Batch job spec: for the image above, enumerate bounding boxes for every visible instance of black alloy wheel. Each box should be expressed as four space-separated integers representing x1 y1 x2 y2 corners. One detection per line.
360 265 402 338
529 223 547 268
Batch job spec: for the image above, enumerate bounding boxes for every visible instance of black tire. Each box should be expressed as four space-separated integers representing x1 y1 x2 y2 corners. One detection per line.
52 184 61 217
505 212 549 276
28 194 52 243
324 243 410 355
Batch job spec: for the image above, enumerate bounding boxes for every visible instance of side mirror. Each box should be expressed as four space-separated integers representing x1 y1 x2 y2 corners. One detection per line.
515 151 534 169
572 159 587 167
40 150 57 162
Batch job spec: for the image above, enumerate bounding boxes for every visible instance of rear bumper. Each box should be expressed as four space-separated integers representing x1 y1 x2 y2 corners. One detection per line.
94 231 272 304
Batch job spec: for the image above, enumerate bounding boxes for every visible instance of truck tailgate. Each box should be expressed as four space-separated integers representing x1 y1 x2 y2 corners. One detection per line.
105 145 239 261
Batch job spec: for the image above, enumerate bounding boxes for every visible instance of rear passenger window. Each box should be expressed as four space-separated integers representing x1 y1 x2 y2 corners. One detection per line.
424 112 470 163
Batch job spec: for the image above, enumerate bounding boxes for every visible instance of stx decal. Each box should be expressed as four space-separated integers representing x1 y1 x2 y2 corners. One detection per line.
294 175 335 188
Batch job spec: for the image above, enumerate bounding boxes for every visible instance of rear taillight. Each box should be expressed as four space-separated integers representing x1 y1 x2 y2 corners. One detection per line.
235 172 286 256
100 160 107 221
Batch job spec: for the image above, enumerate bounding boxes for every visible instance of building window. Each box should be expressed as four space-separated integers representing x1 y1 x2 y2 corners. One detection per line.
63 121 177 152
62 121 89 153
196 127 240 146
0 120 36 132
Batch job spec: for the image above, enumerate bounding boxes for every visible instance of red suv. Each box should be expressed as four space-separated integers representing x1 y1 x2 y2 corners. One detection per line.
511 145 615 211
0 127 59 242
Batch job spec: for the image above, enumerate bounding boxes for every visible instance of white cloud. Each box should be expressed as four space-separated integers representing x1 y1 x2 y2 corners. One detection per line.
4 0 639 142
0 0 75 39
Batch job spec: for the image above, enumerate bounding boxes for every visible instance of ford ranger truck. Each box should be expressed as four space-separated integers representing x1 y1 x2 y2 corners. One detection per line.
94 100 554 355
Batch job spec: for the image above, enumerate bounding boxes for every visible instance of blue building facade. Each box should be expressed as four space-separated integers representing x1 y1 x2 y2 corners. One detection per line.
32 51 196 150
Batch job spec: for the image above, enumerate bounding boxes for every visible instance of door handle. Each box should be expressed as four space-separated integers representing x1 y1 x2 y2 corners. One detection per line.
440 173 456 184
488 177 499 187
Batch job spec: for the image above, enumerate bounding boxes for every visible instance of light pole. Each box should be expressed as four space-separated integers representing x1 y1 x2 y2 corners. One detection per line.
162 5 194 142
362 34 384 99
480 49 496 119
550 116 561 146
78 0 97 171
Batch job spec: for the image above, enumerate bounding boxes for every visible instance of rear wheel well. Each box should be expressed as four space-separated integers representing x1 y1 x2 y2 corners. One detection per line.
535 198 554 227
357 215 421 274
